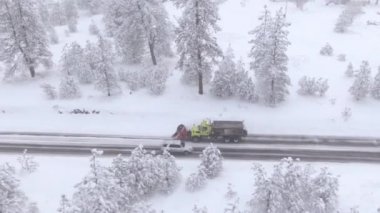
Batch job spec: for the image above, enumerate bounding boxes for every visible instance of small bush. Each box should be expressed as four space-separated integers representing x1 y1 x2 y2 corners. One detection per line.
345 62 354 77
298 76 329 97
320 43 333 56
89 21 100 35
59 75 81 99
337 54 346 62
41 83 57 100
185 170 207 192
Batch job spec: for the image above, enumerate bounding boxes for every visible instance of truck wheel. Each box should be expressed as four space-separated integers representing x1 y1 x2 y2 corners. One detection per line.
224 137 231 143
233 137 240 143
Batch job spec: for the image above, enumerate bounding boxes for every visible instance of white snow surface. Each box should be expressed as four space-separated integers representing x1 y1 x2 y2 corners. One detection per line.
1 0 380 137
0 154 379 212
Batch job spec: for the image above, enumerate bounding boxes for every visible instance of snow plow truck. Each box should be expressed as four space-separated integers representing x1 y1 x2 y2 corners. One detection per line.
172 120 248 143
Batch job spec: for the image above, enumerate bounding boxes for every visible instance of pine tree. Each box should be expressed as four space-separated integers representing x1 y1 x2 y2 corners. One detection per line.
371 67 380 100
262 9 291 106
157 150 181 194
0 163 32 213
104 0 173 65
210 46 236 98
175 0 222 94
199 143 223 179
61 42 94 84
248 5 273 75
63 0 79 33
249 158 339 213
71 149 121 213
234 60 258 102
49 2 66 26
0 0 52 78
249 7 291 106
349 61 371 101
93 35 121 96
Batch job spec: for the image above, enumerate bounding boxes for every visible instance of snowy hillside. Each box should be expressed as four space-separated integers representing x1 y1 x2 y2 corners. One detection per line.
0 0 380 137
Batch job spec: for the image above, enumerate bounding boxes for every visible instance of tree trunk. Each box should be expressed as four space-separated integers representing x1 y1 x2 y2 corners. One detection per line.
195 0 203 95
149 41 157 66
198 71 203 95
29 66 35 78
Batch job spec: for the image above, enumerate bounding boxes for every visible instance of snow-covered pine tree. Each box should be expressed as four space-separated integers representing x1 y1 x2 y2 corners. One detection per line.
349 60 371 101
346 62 354 77
234 60 258 102
63 0 79 33
57 195 74 213
84 41 99 74
371 67 380 100
199 143 223 179
104 0 173 65
262 9 291 106
61 42 94 84
49 2 66 26
59 75 81 99
0 163 32 213
36 0 51 28
210 46 237 98
93 35 121 96
71 149 121 213
157 150 181 194
0 0 52 78
248 5 273 96
249 158 339 213
48 28 59 44
175 0 222 94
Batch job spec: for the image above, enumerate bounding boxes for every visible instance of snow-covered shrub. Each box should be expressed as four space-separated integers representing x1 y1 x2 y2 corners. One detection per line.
337 54 346 62
320 43 333 56
192 205 208 213
346 62 354 77
186 169 207 192
371 67 380 100
17 149 38 174
119 70 145 91
0 163 37 213
67 18 77 33
249 158 339 213
334 3 363 33
88 21 100 35
49 28 59 44
342 107 352 121
41 83 57 100
298 76 329 97
349 61 371 101
200 144 223 179
59 75 81 99
145 63 170 95
120 63 169 95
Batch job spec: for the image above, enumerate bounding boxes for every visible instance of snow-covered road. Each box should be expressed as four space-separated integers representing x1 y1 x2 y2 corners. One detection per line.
1 133 380 162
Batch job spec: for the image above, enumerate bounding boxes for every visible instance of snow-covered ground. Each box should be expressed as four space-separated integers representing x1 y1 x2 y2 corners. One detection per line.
1 0 380 137
1 154 379 212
